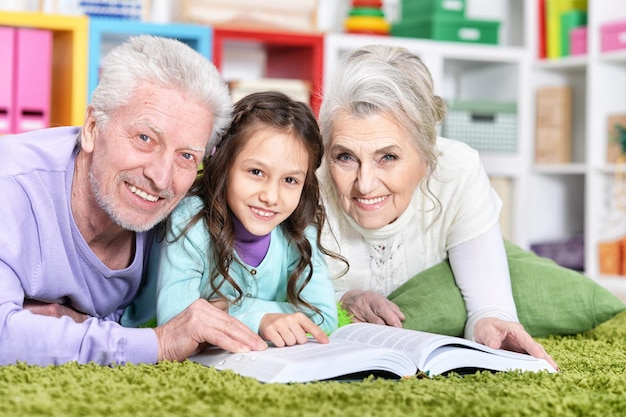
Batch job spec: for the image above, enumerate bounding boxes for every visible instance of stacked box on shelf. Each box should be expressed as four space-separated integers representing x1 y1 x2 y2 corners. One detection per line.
601 19 626 53
570 26 587 55
560 10 586 56
398 0 466 16
391 0 500 45
530 235 585 271
534 86 572 164
442 100 517 153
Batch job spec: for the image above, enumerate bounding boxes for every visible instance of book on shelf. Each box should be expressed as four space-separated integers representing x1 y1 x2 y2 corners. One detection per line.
189 323 557 384
538 0 546 59
545 0 587 59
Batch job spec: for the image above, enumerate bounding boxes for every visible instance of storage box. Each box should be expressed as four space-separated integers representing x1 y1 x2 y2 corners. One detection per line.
534 86 572 164
599 239 624 275
570 26 587 55
398 0 465 18
442 100 517 152
601 19 626 52
560 10 586 55
530 235 584 271
392 15 500 44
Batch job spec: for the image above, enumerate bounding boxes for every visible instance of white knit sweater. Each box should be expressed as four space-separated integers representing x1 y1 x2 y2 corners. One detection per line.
318 138 520 338
325 133 513 278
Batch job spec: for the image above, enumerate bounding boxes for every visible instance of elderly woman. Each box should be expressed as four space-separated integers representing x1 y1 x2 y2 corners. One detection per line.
317 44 557 369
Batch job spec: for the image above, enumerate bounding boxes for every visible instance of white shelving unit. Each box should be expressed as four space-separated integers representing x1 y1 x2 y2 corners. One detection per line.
324 0 531 246
324 0 626 298
525 0 626 297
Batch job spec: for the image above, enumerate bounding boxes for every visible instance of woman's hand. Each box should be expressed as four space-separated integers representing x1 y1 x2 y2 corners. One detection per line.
341 289 405 328
259 312 328 347
473 317 559 371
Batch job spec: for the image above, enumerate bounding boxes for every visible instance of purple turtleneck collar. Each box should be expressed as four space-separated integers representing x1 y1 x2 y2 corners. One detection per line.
232 214 271 267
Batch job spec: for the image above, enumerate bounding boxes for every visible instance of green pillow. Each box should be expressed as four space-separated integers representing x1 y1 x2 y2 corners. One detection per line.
387 241 626 338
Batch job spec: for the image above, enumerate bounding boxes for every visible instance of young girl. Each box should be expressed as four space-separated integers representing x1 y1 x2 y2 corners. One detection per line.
150 91 344 347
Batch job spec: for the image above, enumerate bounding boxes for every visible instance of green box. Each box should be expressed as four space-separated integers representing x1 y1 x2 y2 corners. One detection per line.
398 0 466 18
560 10 587 56
392 15 500 45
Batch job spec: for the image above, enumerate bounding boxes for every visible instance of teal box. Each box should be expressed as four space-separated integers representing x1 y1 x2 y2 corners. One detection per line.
392 15 500 45
442 100 518 153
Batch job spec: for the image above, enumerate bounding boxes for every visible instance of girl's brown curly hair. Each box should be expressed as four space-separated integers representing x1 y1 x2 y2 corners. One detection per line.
184 91 346 322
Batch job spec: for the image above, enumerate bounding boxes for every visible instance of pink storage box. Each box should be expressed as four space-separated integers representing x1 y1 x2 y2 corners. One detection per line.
570 26 587 55
601 19 626 52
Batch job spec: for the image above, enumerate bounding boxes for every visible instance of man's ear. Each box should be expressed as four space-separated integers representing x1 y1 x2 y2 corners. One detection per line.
81 106 97 153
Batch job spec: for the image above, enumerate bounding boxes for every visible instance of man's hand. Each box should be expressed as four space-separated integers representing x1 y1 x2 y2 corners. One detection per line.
208 298 229 312
259 312 329 347
341 289 405 328
154 299 267 362
23 299 88 323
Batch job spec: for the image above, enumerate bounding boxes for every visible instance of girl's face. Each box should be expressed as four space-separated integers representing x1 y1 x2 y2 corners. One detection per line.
227 128 309 236
327 111 426 230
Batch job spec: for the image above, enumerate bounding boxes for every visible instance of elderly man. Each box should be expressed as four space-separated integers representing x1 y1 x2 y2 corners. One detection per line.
0 35 266 366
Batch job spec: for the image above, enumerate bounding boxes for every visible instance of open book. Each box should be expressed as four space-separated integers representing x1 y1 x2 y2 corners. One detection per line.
189 323 557 383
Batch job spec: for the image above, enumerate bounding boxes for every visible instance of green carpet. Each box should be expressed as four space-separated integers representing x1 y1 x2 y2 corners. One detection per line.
3 311 626 417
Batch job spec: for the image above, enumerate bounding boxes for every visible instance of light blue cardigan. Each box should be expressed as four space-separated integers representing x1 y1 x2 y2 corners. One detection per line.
151 196 338 335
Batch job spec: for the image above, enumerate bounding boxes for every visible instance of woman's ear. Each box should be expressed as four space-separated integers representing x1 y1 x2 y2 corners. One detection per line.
80 106 97 153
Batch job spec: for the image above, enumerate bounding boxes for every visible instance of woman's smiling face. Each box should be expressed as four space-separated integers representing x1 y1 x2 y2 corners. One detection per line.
327 112 426 229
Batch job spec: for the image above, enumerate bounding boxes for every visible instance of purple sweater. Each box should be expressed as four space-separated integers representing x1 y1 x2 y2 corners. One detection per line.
0 127 157 366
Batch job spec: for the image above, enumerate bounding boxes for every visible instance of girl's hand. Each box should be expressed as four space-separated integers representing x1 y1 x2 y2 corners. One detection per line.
259 312 329 347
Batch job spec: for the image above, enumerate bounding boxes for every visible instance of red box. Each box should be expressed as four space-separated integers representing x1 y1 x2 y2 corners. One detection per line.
601 19 626 52
570 26 587 55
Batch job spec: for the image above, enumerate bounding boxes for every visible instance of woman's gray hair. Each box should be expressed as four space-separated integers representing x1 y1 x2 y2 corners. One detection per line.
318 44 447 178
89 35 232 153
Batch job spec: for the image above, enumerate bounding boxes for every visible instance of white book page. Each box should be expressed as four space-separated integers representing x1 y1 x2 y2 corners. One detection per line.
330 323 556 375
190 339 417 383
425 346 556 376
330 323 473 368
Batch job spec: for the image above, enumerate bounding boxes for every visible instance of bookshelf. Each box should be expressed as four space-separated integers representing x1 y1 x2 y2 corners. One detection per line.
324 0 528 246
323 0 626 299
0 11 88 127
527 0 626 296
2 1 626 298
212 26 324 114
87 18 212 101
